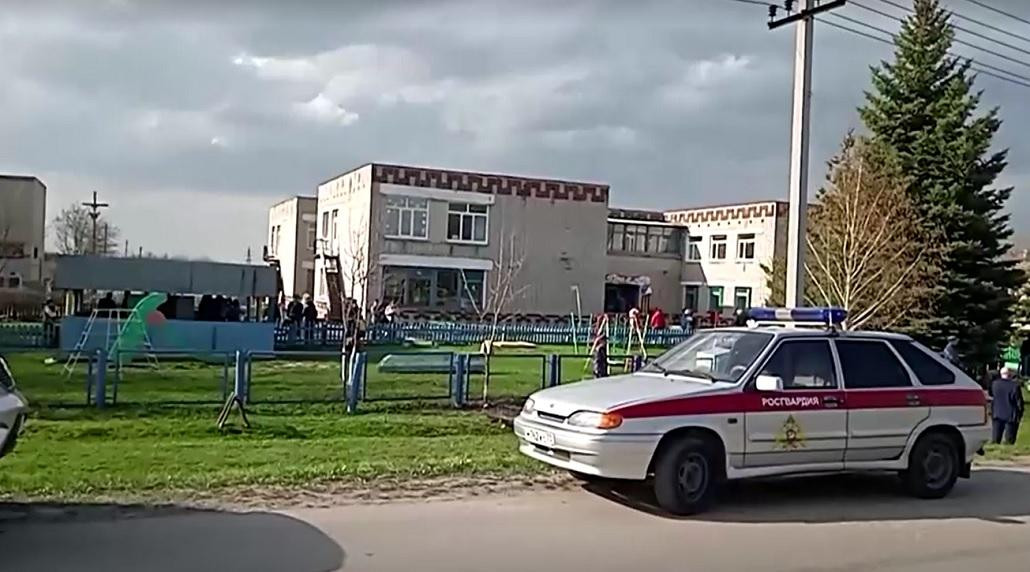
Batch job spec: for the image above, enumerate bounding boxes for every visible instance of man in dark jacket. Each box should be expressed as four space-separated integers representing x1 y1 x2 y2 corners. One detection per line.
990 367 1025 445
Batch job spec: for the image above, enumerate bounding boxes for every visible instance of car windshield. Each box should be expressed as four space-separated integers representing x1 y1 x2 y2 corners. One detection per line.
644 330 773 383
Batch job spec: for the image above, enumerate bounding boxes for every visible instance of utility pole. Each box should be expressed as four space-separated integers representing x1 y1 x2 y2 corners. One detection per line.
81 191 109 255
769 0 846 307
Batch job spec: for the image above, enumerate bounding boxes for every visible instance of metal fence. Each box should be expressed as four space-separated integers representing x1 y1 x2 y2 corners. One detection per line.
0 322 53 349
275 321 693 349
45 347 645 411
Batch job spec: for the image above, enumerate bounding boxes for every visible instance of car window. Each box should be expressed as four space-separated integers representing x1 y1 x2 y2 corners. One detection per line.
758 340 837 390
0 357 13 390
836 340 912 389
888 340 956 386
644 330 773 382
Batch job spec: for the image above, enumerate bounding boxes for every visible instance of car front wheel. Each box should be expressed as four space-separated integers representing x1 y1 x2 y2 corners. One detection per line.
902 433 960 499
653 436 720 515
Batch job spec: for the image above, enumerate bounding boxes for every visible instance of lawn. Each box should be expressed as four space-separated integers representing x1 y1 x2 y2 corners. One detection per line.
0 344 628 501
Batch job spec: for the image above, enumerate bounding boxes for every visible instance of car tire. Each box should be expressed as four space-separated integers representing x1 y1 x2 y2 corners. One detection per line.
902 432 960 499
653 436 720 515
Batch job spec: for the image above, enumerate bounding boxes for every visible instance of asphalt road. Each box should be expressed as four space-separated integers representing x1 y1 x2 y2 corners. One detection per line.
4 468 1030 572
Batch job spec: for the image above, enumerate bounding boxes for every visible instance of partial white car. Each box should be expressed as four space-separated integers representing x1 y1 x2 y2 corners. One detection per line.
0 354 28 460
515 308 990 515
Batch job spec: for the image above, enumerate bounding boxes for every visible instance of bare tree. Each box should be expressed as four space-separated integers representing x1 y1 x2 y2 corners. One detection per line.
0 214 11 278
765 135 938 331
52 204 121 255
462 227 528 404
337 214 376 312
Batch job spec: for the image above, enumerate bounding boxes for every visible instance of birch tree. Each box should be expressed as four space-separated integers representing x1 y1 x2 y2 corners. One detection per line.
765 135 938 332
462 226 528 404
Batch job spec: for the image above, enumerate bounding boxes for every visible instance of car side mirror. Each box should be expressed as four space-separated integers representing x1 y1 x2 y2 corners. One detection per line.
755 374 782 392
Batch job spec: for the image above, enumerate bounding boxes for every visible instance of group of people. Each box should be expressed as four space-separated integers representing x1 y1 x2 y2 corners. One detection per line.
367 299 398 325
282 294 319 341
195 295 244 322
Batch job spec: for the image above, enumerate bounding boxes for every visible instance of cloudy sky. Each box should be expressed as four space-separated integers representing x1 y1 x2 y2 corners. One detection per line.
2 0 1028 261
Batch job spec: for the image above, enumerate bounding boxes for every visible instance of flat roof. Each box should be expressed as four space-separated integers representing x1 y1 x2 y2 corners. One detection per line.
54 255 278 297
319 162 608 189
0 174 46 188
664 199 787 213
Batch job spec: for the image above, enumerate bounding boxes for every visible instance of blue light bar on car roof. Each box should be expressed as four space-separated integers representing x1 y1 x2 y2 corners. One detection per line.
747 307 848 325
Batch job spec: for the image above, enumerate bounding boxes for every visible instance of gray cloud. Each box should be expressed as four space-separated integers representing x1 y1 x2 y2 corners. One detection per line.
1 0 1027 260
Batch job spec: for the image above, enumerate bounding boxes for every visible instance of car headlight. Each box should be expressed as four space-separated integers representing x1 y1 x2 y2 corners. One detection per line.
522 398 536 414
567 411 623 429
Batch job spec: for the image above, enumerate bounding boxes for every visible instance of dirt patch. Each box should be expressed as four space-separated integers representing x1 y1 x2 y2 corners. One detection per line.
0 472 578 521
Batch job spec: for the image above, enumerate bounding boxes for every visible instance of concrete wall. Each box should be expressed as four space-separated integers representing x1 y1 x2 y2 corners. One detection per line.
315 165 374 309
59 316 275 353
0 176 46 286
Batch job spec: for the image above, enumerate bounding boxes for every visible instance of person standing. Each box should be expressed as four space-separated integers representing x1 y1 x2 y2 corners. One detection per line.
989 366 1025 445
591 333 609 379
649 307 666 330
680 308 695 335
302 294 318 344
42 299 59 346
942 336 961 367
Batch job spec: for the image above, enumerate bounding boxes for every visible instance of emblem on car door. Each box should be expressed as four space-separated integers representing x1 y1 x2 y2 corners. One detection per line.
775 415 807 450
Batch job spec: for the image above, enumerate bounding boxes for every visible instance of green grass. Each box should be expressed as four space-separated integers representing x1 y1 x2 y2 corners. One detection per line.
0 345 612 500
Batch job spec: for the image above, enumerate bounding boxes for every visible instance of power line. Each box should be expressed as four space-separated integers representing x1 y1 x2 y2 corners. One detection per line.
723 0 775 6
875 0 1030 46
861 0 1030 69
958 0 1030 28
824 13 1030 89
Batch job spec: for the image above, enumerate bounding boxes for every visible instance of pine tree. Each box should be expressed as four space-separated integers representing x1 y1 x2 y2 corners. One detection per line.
859 0 1022 371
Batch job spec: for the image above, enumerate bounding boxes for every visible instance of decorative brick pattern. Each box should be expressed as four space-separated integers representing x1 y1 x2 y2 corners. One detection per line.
664 202 785 224
372 163 609 204
607 208 667 222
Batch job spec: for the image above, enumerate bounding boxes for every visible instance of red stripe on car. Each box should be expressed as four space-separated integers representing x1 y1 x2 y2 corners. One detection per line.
613 388 986 419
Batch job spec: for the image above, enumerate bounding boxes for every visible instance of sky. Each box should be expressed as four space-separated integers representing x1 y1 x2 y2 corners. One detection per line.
2 0 1028 261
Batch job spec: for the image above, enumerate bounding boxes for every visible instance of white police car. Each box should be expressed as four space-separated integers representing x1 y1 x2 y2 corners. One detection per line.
514 308 990 515
0 354 28 460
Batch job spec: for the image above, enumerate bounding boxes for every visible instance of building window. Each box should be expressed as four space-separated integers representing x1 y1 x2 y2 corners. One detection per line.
331 210 339 243
710 235 727 260
306 222 316 251
321 211 329 238
683 285 700 311
737 233 756 260
607 223 682 255
708 286 724 310
447 203 489 243
33 247 38 259
734 287 752 310
686 236 702 261
7 274 20 289
381 266 484 310
384 196 429 240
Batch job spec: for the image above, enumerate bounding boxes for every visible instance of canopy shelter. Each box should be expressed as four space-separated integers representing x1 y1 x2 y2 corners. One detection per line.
54 255 277 298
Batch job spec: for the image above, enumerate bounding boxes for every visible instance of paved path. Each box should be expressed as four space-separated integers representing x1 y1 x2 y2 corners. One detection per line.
4 468 1030 571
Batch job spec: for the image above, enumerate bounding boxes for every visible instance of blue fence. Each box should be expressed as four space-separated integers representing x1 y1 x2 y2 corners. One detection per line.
275 321 693 349
53 347 646 410
0 322 53 349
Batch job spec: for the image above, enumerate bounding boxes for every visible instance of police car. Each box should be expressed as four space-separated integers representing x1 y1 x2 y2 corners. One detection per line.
0 354 27 460
514 308 991 515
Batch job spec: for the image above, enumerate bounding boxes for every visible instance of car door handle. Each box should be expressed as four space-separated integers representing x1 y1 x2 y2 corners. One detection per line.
823 396 842 408
906 393 922 406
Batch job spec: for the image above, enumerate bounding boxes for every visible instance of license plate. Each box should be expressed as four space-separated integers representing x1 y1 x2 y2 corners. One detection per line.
524 427 555 448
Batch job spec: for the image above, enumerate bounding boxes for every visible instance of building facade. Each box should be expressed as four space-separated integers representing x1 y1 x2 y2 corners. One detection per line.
0 175 47 292
271 162 787 321
266 196 317 298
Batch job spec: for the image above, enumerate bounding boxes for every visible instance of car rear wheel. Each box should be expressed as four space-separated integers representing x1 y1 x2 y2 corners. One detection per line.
902 433 960 499
653 436 720 515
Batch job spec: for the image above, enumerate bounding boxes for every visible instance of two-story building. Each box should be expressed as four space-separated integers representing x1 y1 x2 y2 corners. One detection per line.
269 162 788 322
0 175 47 292
312 163 609 318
